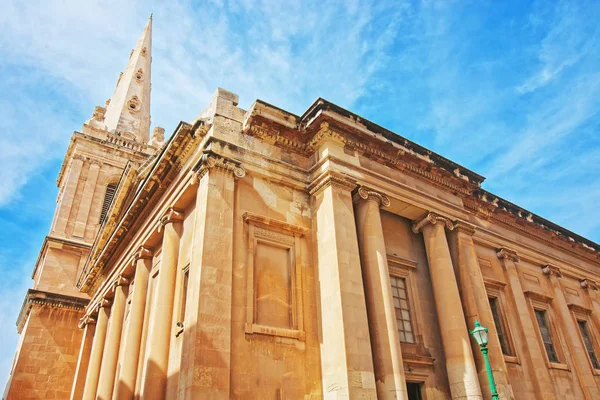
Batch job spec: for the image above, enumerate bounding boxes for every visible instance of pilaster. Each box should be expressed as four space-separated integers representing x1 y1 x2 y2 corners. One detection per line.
542 264 600 399
496 248 555 400
73 161 101 238
310 173 377 399
70 316 96 400
450 221 514 399
82 299 111 400
413 212 482 400
353 186 408 400
178 154 243 399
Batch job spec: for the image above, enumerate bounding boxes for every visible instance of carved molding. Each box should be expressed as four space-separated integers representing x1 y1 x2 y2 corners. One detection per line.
308 171 356 196
580 278 599 291
243 212 308 235
135 246 153 260
159 208 184 229
254 227 295 245
568 303 592 315
496 247 520 263
116 276 130 287
78 315 97 329
192 152 246 183
352 186 390 208
412 212 454 234
542 264 563 278
16 289 88 333
453 220 477 236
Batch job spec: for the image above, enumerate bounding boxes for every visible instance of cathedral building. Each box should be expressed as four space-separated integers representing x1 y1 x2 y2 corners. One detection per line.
4 17 600 400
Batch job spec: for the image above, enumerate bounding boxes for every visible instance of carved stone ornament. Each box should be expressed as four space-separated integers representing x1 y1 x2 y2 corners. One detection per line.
412 212 455 234
116 276 130 287
100 298 112 308
353 186 391 208
135 246 153 260
453 220 477 236
580 278 599 291
308 172 356 196
159 208 184 230
134 68 144 82
127 95 141 113
496 247 520 263
141 47 148 56
78 315 96 329
92 106 106 122
541 264 563 278
191 153 246 184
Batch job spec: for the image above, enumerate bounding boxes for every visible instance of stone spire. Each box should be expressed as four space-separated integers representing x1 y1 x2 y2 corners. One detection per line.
103 15 152 143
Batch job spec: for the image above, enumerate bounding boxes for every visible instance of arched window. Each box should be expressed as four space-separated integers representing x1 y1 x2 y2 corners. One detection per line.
99 183 117 224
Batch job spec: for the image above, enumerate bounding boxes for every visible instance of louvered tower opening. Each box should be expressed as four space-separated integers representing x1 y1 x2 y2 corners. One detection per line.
99 183 117 224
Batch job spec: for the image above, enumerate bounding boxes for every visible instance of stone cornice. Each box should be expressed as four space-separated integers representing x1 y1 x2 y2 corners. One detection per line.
352 186 390 208
496 247 520 263
16 289 88 333
31 235 92 279
412 212 454 234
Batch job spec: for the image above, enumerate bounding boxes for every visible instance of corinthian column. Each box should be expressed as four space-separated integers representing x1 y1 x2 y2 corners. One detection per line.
82 300 110 400
115 247 153 400
542 265 599 399
496 248 555 400
141 208 183 400
412 212 482 400
97 276 130 399
354 186 408 400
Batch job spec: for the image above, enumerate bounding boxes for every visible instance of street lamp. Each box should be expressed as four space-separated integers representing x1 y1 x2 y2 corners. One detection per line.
470 320 499 400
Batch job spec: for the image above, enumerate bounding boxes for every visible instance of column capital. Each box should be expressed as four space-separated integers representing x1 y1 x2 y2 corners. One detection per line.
191 152 246 183
412 212 454 234
134 246 153 260
542 264 563 278
496 247 520 263
78 315 97 329
581 278 599 291
159 208 184 229
352 186 390 207
453 220 477 236
308 171 356 196
115 276 130 287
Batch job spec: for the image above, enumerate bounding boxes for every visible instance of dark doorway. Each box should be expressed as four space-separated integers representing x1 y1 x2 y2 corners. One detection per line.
407 382 423 400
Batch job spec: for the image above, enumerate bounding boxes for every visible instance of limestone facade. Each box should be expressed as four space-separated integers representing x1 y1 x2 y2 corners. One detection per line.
5 18 600 400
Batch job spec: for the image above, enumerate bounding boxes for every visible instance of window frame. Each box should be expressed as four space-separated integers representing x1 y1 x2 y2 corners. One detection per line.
484 280 518 362
569 304 600 373
243 213 307 342
526 291 568 370
387 254 421 348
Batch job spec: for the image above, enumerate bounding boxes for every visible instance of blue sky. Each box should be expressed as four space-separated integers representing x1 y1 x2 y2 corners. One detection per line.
1 0 599 388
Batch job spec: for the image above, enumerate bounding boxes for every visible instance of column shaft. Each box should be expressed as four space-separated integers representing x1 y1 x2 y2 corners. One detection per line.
115 249 152 400
97 280 129 399
141 209 182 399
82 304 110 400
70 319 95 400
497 249 555 400
354 189 408 400
415 214 482 400
545 268 599 399
312 177 376 399
450 225 514 399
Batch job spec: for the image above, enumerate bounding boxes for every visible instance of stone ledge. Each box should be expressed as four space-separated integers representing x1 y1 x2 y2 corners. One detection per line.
16 289 88 333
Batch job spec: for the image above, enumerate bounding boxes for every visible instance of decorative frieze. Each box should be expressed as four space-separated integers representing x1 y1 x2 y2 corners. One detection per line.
352 186 390 208
411 212 454 234
16 289 88 333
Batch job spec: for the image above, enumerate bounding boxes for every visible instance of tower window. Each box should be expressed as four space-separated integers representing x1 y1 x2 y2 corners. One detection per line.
577 320 600 369
534 309 559 363
391 276 414 343
99 183 117 223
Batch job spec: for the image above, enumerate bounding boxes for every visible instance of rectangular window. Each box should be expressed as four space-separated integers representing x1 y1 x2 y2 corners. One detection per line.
578 320 600 369
489 297 513 356
391 276 414 343
99 183 117 223
534 309 559 363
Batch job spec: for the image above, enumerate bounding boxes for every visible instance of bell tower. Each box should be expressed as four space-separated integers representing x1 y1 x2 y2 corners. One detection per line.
4 17 163 399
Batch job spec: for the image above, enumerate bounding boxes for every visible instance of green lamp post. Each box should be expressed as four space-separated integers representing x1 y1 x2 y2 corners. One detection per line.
470 320 499 400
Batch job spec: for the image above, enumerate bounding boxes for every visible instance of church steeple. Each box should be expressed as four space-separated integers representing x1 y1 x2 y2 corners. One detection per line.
103 15 152 143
